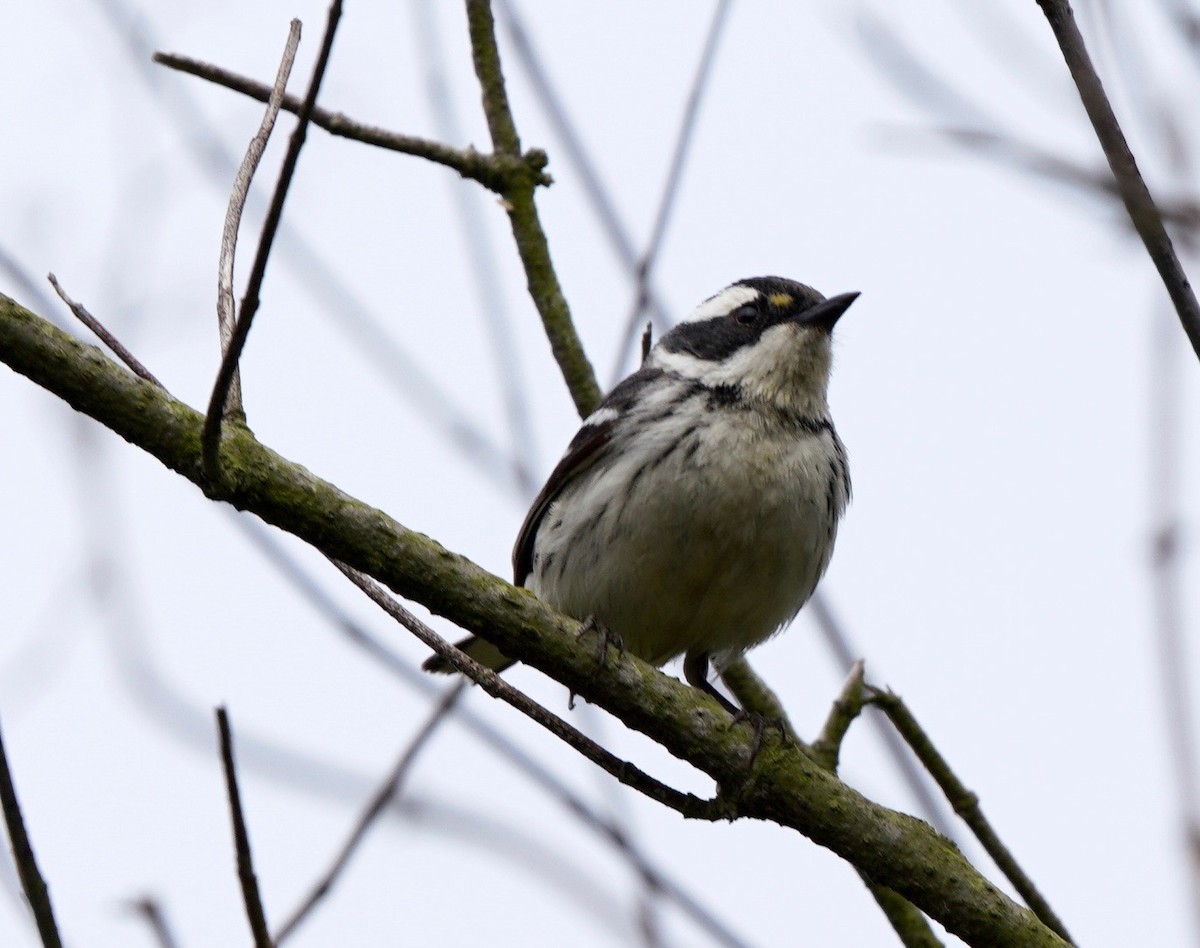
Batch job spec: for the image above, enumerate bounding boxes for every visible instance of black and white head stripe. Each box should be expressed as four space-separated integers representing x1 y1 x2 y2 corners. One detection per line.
660 276 848 363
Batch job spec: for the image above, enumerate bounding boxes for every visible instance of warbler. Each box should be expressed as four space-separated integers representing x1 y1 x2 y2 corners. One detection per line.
424 276 856 710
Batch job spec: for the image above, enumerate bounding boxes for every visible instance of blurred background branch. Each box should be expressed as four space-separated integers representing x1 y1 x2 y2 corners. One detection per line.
0 0 1197 945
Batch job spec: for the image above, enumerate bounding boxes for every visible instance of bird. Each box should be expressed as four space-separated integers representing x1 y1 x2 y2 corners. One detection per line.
424 276 856 711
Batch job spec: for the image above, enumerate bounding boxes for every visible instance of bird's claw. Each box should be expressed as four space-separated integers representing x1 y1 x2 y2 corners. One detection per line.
732 710 789 766
580 615 624 668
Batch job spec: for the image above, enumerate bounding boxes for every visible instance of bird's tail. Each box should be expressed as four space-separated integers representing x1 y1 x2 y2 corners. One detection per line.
421 634 516 675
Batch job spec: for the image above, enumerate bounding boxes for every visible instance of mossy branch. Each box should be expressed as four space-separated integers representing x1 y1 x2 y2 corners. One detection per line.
0 292 1067 948
464 0 602 416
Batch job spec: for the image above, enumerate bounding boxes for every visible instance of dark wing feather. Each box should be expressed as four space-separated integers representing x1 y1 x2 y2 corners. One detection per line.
513 368 667 584
512 417 615 585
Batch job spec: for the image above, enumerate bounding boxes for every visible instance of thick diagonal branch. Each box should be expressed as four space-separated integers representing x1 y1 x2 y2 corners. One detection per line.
0 294 1068 948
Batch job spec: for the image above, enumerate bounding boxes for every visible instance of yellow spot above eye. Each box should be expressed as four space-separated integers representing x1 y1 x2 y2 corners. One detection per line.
768 293 793 308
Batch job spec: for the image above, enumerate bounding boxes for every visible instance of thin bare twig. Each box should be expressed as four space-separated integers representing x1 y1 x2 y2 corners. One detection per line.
126 896 179 948
216 20 301 419
202 0 343 479
47 273 163 388
0 719 63 948
151 51 547 193
274 682 466 943
1036 0 1200 361
233 521 752 948
868 688 1072 943
330 560 724 820
216 707 273 948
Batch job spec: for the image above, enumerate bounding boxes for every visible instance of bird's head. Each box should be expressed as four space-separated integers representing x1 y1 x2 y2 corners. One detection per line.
649 276 858 417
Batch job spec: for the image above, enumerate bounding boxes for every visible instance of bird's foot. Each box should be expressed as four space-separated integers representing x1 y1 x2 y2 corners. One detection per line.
682 651 740 714
731 708 789 767
579 615 624 668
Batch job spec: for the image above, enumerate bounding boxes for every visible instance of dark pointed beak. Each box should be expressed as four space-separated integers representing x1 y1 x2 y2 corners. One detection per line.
799 291 859 332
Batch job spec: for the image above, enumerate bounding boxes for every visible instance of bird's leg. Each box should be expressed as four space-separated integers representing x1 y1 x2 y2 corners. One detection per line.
567 618 624 709
686 652 790 771
580 615 624 668
682 650 740 715
729 708 791 768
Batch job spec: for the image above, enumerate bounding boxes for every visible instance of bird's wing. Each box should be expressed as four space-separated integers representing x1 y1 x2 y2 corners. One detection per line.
512 366 667 585
511 413 616 585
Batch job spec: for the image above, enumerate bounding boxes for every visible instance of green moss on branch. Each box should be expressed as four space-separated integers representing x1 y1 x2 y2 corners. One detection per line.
0 293 1065 948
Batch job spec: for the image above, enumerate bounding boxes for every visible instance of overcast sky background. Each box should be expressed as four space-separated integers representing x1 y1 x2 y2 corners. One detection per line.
3 1 1200 946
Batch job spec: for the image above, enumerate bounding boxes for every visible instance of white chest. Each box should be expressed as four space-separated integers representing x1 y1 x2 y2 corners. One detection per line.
529 405 848 666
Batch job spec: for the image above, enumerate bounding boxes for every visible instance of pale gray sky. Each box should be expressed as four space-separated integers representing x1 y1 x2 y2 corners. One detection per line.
2 2 1199 946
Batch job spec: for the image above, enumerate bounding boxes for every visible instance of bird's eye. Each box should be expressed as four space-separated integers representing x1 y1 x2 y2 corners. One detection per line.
731 304 758 325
